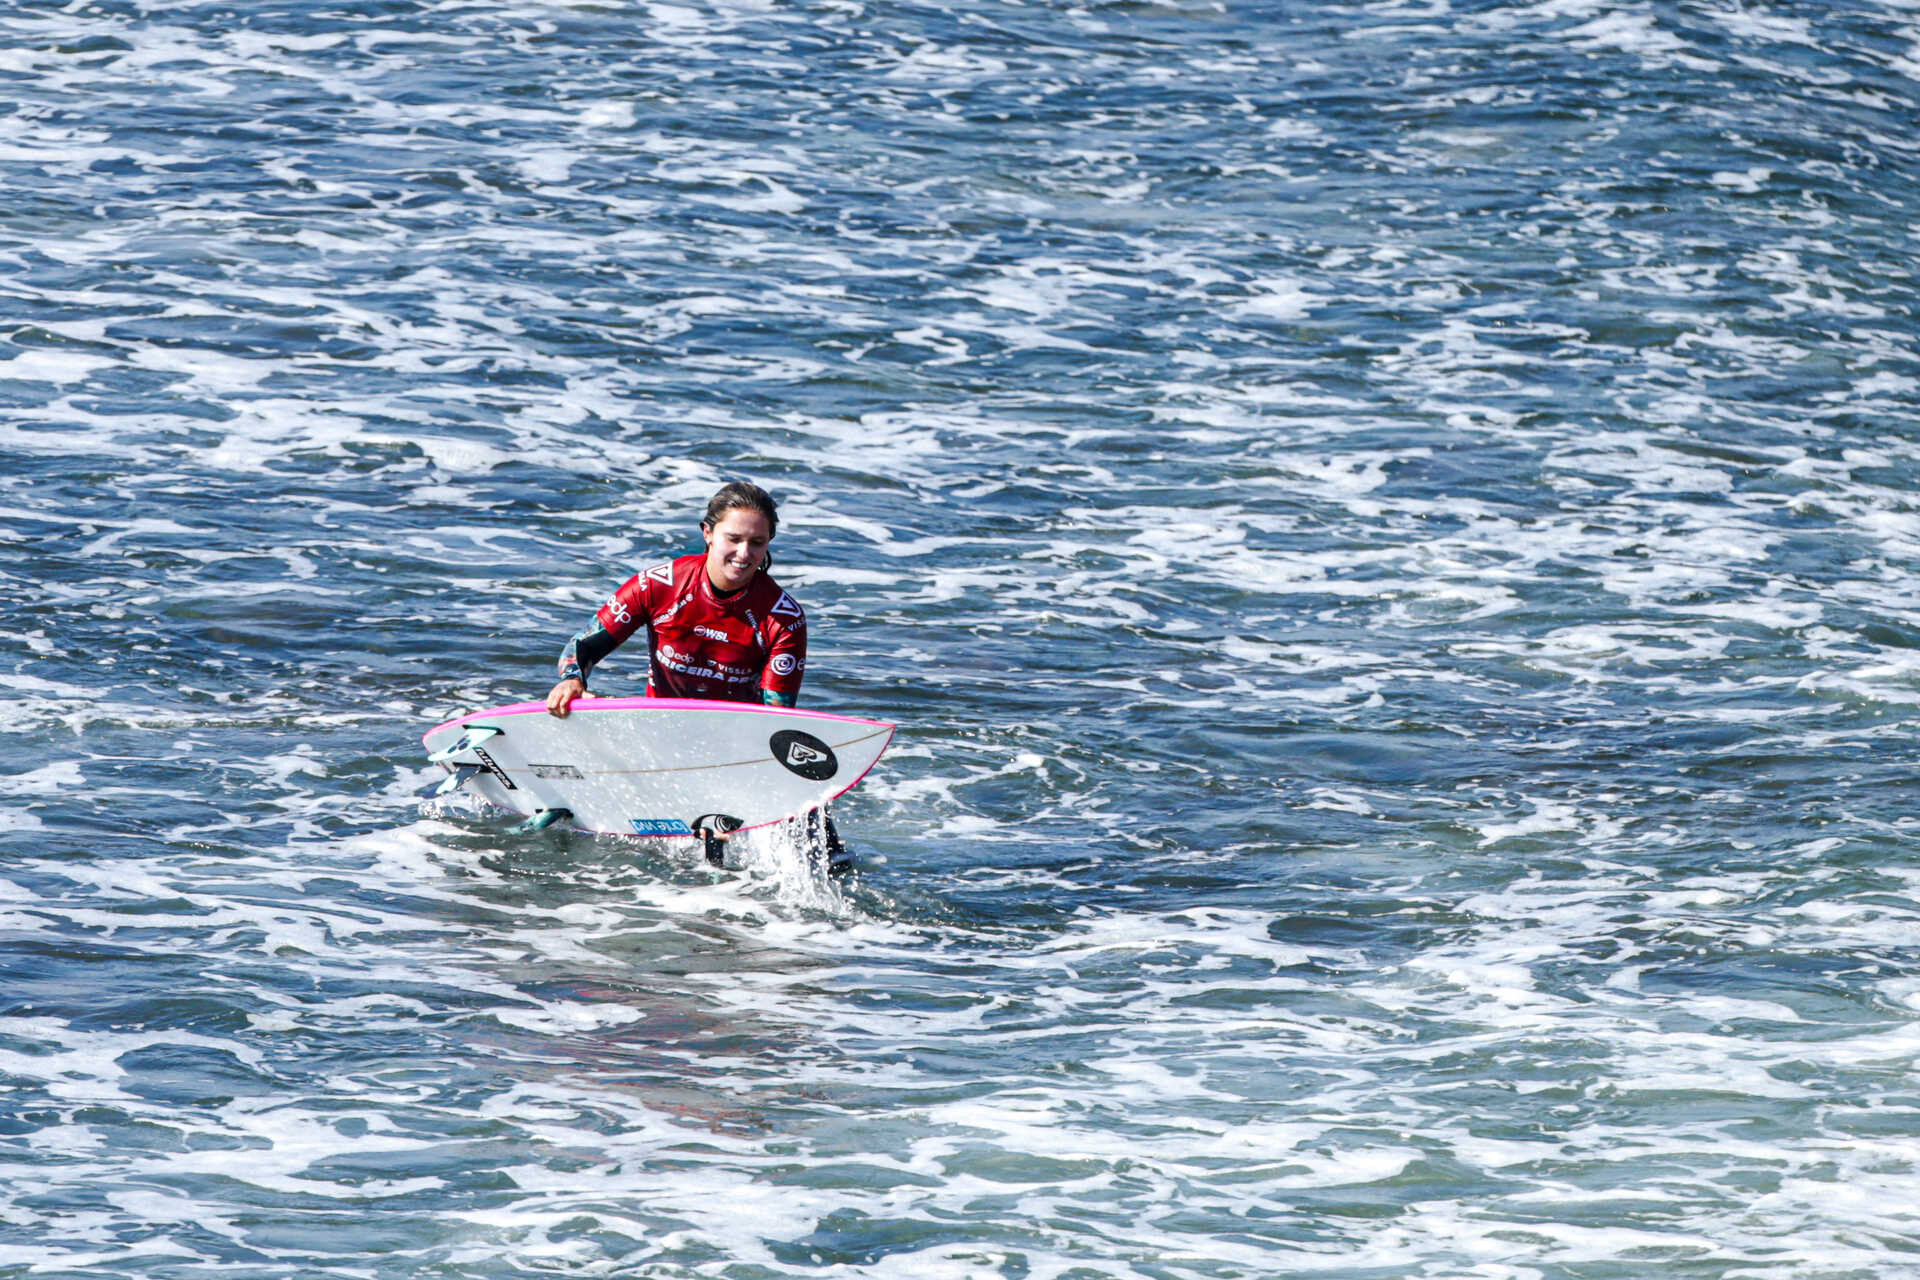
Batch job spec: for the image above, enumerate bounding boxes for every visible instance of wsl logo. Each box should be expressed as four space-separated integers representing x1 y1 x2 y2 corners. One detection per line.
769 730 837 781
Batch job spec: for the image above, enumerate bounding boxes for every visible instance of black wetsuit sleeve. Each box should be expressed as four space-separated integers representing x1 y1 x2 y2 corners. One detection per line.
557 618 626 686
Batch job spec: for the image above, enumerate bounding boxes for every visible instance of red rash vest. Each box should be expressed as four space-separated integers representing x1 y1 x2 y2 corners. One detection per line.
558 553 807 704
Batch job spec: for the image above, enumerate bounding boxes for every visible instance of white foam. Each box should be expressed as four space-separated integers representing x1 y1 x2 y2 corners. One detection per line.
0 349 116 385
0 761 82 796
1233 277 1318 321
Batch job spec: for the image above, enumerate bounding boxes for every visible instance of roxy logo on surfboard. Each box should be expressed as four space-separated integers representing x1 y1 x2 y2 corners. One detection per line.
769 729 838 781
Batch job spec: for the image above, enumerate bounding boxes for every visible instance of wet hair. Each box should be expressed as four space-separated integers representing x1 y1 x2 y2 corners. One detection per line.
701 481 779 536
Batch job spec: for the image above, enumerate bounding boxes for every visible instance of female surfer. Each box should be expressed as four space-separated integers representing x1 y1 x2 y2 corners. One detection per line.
545 480 804 715
544 481 843 866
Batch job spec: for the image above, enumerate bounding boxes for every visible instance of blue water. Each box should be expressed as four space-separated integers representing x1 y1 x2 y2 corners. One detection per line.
6 0 1920 1274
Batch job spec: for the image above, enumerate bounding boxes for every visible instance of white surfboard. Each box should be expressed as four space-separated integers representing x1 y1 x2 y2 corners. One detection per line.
422 696 894 837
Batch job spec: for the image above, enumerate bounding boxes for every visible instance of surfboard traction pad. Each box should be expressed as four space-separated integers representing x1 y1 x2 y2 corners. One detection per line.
425 702 884 871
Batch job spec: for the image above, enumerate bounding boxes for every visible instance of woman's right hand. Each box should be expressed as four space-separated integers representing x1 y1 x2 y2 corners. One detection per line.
546 678 587 718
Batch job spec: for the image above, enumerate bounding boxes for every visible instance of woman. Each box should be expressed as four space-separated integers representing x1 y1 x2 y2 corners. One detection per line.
546 481 806 715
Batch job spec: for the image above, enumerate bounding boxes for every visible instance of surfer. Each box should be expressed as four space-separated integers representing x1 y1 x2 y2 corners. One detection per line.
546 481 803 715
544 481 844 865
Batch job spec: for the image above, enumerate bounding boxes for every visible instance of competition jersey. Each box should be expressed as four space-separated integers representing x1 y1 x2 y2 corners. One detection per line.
557 553 806 704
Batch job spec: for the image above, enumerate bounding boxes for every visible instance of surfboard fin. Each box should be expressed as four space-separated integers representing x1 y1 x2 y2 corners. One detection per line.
514 808 572 834
435 764 482 795
428 725 502 764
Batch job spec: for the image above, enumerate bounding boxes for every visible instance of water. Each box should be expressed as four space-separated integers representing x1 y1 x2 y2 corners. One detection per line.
5 0 1920 1274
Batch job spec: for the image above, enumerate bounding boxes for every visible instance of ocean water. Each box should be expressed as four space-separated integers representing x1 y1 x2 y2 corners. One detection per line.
5 0 1920 1275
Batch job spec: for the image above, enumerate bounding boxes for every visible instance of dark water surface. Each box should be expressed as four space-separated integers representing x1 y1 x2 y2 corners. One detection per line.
5 0 1920 1275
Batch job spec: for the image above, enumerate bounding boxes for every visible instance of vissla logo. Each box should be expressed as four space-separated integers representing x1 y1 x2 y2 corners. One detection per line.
769 730 837 781
770 653 798 675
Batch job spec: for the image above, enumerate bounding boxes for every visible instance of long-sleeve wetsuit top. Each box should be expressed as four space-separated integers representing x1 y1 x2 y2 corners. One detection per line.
557 553 807 706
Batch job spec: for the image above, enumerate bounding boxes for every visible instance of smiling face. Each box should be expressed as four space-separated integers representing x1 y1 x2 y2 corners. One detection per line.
702 507 773 594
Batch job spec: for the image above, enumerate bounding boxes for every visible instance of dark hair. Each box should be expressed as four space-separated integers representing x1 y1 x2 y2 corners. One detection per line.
701 481 778 536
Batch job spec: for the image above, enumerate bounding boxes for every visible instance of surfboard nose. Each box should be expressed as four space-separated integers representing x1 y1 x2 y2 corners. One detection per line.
769 729 838 780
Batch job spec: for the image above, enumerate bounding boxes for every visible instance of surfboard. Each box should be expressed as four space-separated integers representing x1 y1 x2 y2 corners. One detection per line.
422 696 894 839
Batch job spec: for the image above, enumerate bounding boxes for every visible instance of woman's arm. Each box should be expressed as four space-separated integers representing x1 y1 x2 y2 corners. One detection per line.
758 590 807 707
548 579 648 717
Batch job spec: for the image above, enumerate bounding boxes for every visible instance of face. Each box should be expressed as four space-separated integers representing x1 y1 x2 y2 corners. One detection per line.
702 507 772 593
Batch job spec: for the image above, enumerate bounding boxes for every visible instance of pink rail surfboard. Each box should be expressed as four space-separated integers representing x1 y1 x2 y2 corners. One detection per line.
423 696 894 837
